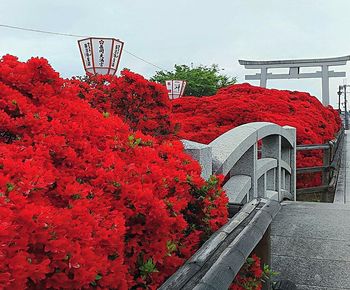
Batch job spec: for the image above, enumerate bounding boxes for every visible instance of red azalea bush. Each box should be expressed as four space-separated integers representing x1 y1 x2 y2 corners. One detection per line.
172 83 342 188
0 55 228 289
232 254 264 290
69 71 176 138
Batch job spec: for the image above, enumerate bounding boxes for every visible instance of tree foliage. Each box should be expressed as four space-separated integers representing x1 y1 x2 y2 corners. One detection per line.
151 64 236 97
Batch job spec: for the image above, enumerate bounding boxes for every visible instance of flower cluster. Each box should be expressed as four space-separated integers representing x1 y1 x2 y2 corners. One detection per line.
172 83 341 187
0 55 228 289
69 71 176 138
232 254 274 290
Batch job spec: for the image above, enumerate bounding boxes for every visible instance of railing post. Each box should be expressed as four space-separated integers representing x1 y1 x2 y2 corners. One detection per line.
282 126 297 201
230 143 258 200
322 142 331 201
181 140 212 180
262 135 281 200
253 226 271 290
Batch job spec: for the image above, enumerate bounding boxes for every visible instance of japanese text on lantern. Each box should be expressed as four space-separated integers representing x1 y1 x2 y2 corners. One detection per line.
112 44 121 68
99 40 105 67
84 42 92 67
165 80 187 99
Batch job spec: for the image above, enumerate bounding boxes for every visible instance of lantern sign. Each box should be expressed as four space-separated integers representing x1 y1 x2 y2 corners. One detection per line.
78 37 124 75
165 80 187 99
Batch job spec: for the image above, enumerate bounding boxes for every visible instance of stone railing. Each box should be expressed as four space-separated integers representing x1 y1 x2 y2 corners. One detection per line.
160 122 297 289
183 122 296 214
160 198 280 290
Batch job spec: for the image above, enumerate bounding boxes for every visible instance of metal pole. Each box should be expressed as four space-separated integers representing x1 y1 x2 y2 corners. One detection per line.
344 85 349 130
338 86 342 113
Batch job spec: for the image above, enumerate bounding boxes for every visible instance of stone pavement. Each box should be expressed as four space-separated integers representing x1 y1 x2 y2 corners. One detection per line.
271 201 350 289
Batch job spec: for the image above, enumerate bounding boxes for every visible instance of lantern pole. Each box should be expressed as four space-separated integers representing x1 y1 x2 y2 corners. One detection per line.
344 85 349 130
337 85 342 113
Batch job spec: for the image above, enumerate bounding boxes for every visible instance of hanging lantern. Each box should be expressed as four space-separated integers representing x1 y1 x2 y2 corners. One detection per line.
78 37 124 75
165 80 187 99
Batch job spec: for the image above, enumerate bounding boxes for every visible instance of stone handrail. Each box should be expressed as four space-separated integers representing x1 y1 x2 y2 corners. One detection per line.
160 122 296 289
182 122 297 213
160 198 280 290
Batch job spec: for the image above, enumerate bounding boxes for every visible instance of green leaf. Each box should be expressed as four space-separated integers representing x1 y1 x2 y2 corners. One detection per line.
71 194 81 200
6 183 14 192
246 257 254 264
112 181 121 187
139 258 159 277
76 178 85 184
166 241 177 254
108 253 118 261
128 134 143 148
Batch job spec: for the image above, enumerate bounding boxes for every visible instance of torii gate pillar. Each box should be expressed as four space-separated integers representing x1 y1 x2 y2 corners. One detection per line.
239 56 350 106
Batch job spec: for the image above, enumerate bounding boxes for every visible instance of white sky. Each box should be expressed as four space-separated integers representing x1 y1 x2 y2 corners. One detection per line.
1 0 350 107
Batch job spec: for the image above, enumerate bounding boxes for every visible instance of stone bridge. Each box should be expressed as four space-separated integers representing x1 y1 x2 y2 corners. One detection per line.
161 121 350 289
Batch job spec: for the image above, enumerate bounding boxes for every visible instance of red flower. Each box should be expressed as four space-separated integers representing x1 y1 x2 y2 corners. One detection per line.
0 55 228 289
172 83 341 188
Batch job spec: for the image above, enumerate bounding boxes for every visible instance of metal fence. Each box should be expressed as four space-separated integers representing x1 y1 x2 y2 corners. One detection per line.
296 127 345 201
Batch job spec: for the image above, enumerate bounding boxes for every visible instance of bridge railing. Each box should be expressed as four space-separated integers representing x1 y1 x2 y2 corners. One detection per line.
182 122 296 215
159 198 280 290
161 122 297 289
296 127 344 201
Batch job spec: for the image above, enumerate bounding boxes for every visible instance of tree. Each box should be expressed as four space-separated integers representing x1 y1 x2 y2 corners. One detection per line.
150 64 236 97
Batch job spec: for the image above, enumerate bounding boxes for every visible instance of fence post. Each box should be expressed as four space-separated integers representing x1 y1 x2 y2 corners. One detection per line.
322 143 331 201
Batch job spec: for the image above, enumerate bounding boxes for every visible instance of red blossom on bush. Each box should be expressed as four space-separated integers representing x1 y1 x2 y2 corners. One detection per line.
0 55 228 289
172 83 341 188
231 254 265 290
69 70 177 138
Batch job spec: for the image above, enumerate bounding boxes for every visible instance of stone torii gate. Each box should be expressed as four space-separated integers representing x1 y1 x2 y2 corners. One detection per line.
239 55 350 106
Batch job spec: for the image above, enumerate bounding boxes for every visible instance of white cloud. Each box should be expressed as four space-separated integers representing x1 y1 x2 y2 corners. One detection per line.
1 0 350 106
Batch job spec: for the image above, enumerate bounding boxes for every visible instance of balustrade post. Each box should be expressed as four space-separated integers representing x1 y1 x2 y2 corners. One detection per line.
262 135 281 200
253 226 271 290
282 126 297 201
181 140 212 180
230 143 258 200
322 143 331 202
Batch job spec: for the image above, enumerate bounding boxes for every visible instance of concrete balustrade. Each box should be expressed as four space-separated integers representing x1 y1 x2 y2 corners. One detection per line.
182 122 297 206
160 122 297 289
165 122 350 289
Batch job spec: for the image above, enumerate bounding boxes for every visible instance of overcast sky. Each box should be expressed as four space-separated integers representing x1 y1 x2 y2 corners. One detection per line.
1 0 350 106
